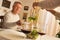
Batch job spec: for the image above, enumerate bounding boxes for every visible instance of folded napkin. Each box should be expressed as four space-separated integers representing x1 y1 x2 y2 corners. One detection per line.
41 35 60 40
0 29 27 40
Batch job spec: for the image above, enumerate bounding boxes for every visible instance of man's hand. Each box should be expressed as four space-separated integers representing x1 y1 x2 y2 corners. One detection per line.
16 20 21 26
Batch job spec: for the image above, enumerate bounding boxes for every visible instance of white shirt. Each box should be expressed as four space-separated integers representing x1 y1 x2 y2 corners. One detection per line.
3 11 20 30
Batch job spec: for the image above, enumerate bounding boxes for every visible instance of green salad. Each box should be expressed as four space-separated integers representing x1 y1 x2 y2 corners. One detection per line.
27 30 39 39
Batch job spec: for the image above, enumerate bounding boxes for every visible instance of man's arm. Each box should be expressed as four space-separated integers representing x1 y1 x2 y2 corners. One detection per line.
3 14 22 28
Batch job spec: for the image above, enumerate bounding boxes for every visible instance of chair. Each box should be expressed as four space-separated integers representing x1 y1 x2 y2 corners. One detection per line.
0 16 4 28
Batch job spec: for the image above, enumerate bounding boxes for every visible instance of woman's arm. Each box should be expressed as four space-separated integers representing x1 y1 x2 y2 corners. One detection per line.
33 0 60 9
46 10 60 18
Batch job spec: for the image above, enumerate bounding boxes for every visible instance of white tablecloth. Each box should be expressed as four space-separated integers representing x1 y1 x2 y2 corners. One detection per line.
0 29 60 40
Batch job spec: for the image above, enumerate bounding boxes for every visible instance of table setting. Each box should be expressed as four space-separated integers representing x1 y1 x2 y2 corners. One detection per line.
0 28 59 40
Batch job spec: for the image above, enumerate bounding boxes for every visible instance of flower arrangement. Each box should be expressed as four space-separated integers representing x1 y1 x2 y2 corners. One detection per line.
28 16 38 31
28 16 37 22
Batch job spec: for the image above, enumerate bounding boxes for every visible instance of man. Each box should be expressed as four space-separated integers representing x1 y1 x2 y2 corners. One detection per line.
3 2 22 30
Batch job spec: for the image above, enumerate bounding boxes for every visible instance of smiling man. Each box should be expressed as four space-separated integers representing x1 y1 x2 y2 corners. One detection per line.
3 2 22 30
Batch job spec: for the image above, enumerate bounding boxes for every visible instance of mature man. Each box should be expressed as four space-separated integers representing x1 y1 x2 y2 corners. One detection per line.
3 2 22 30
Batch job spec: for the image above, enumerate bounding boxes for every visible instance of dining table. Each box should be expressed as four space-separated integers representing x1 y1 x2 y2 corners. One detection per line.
0 29 60 40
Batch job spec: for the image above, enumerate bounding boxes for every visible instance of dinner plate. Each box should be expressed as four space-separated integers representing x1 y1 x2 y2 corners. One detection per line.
21 29 45 35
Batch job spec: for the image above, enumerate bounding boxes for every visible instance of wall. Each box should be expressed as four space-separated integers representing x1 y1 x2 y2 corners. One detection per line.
0 0 34 20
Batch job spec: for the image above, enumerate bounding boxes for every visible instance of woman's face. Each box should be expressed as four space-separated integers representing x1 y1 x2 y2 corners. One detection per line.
13 3 22 14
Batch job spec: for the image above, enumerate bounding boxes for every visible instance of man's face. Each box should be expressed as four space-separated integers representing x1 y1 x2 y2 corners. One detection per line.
13 3 22 14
